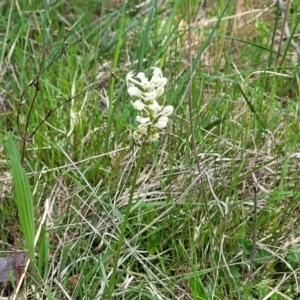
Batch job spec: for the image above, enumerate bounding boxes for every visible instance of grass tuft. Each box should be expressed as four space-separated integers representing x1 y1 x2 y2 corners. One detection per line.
1 0 300 299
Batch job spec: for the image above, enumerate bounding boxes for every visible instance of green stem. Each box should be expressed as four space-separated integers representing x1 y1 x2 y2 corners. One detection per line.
107 145 145 299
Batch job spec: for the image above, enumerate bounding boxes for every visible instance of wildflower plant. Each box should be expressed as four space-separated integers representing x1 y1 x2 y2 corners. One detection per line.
126 67 173 145
108 67 174 297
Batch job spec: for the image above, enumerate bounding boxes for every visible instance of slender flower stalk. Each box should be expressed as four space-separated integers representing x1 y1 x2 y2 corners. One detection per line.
107 68 174 298
126 67 173 145
107 147 145 299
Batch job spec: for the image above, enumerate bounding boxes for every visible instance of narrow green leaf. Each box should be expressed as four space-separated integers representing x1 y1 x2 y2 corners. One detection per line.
190 276 208 300
138 0 155 71
5 132 35 262
237 83 266 129
37 226 49 277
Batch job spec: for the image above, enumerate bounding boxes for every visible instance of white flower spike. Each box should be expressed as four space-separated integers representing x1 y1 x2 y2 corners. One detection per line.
127 67 173 144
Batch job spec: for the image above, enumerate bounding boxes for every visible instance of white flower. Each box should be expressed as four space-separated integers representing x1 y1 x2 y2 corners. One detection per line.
132 124 151 144
161 105 173 116
147 100 161 115
137 124 148 133
149 132 160 142
154 87 165 99
127 86 140 97
127 68 167 95
127 71 149 90
151 67 163 77
135 72 151 90
127 86 157 102
155 116 169 129
136 116 151 125
149 67 168 90
131 99 145 110
126 71 139 88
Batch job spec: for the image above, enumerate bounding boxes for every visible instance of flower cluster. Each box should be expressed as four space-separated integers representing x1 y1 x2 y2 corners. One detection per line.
126 67 173 144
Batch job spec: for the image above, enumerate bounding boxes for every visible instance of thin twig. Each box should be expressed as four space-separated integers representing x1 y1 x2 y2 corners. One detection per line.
247 185 258 283
17 31 82 165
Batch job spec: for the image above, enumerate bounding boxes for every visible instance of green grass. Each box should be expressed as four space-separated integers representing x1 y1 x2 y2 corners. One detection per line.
1 0 300 299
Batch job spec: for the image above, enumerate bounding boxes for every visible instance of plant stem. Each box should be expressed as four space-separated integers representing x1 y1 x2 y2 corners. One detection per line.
107 145 145 299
